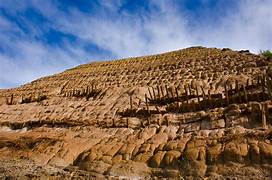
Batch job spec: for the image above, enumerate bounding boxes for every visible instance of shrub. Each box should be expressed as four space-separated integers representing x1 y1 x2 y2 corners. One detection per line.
260 50 272 59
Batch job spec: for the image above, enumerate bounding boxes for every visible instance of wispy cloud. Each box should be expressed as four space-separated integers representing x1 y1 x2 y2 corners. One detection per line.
0 0 271 88
198 0 272 51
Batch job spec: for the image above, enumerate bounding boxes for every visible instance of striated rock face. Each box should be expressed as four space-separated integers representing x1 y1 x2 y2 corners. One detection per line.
0 47 272 179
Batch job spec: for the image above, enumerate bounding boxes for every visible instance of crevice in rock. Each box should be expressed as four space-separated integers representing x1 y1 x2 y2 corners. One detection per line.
0 120 89 130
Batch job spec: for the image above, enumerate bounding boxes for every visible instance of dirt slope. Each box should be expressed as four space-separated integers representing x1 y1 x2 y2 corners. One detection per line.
0 47 272 179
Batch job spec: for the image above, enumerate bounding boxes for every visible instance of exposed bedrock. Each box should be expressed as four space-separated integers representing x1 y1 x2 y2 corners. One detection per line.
1 47 272 179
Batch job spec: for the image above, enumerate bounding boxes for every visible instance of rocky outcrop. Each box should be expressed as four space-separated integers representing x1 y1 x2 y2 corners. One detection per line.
0 47 272 179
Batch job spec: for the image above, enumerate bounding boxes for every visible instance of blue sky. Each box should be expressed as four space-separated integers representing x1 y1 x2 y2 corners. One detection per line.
0 0 271 88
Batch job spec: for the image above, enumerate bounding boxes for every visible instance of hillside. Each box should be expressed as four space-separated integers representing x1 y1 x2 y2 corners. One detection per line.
0 46 272 179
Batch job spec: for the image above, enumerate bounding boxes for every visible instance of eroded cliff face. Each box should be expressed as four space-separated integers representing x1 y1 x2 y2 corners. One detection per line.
0 47 272 179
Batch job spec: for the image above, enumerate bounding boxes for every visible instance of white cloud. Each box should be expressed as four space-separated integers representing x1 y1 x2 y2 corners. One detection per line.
199 0 272 52
99 0 124 11
0 37 90 88
53 0 272 56
0 0 271 88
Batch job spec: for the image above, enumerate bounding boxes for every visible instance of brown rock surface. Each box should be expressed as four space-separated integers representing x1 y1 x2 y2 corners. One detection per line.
1 47 272 179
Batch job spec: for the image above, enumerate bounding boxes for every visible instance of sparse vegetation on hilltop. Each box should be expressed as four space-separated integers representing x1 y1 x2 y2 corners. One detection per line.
260 50 272 58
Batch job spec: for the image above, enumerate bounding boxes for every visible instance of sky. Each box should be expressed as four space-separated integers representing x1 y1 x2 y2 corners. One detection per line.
0 0 271 89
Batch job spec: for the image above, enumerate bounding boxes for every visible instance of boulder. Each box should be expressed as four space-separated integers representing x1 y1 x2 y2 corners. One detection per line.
149 151 166 168
122 153 130 161
184 122 201 133
150 133 168 145
167 126 178 140
112 154 122 164
139 127 156 141
248 141 260 163
132 144 141 157
156 143 165 152
177 138 190 152
198 146 206 161
209 129 225 138
225 104 241 121
134 152 152 163
164 141 178 151
207 143 222 163
118 144 127 155
99 144 112 154
223 141 248 163
80 160 111 174
125 143 137 155
87 151 99 161
199 130 211 137
150 114 162 125
105 143 123 157
259 141 272 163
141 153 153 163
134 153 143 162
149 144 157 154
138 143 151 153
129 117 142 128
101 155 112 164
161 150 181 167
201 119 212 130
184 139 206 161
162 114 174 125
211 119 225 129
249 102 262 127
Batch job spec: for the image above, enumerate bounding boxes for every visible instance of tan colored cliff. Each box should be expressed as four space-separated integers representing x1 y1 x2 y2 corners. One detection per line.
0 47 272 179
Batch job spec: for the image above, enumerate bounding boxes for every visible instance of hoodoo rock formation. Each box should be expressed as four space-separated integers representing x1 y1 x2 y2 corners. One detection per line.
0 47 272 179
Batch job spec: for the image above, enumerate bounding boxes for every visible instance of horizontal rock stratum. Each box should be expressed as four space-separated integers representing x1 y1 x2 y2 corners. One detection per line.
0 47 272 179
